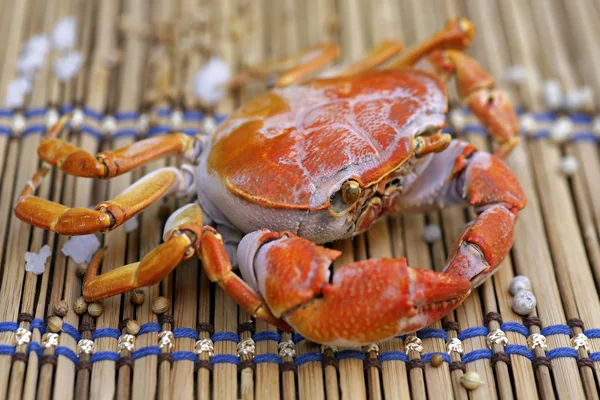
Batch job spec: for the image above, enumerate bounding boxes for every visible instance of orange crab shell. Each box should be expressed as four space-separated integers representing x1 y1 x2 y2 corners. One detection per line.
207 69 448 210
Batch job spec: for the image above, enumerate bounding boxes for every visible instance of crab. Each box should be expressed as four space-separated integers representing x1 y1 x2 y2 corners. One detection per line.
15 18 525 346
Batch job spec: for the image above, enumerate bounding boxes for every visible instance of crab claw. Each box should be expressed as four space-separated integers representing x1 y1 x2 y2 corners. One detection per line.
239 232 471 346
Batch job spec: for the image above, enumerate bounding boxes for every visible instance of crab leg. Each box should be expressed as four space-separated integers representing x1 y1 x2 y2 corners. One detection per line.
387 18 520 159
336 40 405 76
235 230 471 346
198 228 291 331
396 140 526 286
39 115 202 178
83 204 204 301
227 43 340 89
431 49 521 160
15 165 195 234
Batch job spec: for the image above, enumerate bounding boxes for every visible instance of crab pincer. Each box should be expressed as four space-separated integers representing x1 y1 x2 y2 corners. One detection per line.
237 231 471 346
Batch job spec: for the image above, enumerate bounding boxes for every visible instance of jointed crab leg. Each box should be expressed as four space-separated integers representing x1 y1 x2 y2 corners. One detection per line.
385 19 519 159
397 140 526 286
39 115 202 178
15 165 195 234
83 204 204 301
336 40 405 76
198 228 291 331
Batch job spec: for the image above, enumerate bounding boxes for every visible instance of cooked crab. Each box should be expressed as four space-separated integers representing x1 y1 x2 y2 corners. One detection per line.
15 18 525 346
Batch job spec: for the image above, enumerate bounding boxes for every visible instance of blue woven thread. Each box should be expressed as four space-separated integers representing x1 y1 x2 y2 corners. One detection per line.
458 326 489 341
253 331 281 342
0 322 18 332
84 107 103 121
212 332 239 343
215 115 227 124
30 318 45 334
113 128 139 138
531 130 550 139
590 352 600 362
80 124 103 140
570 113 592 124
62 323 81 342
569 132 598 142
132 346 161 360
91 351 120 363
211 354 240 365
25 107 47 119
504 344 534 361
255 354 282 364
546 347 578 360
60 104 74 114
418 328 447 341
155 108 171 117
584 329 600 339
92 328 120 340
501 322 529 337
378 351 408 363
422 352 451 363
534 112 556 122
462 348 492 363
173 327 199 340
292 334 305 343
55 346 79 364
336 350 365 361
0 126 11 135
295 352 323 366
441 127 455 135
115 111 139 121
540 325 572 337
0 344 15 356
27 342 42 357
138 322 161 335
0 109 13 117
463 124 488 135
147 125 171 137
173 351 197 362
181 128 201 136
184 111 204 121
21 124 45 137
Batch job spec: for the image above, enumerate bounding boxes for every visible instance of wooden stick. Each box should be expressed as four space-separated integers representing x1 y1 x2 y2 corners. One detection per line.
210 1 239 398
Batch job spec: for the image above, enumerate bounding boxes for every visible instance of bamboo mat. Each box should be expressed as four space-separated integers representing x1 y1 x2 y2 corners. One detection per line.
1 0 600 399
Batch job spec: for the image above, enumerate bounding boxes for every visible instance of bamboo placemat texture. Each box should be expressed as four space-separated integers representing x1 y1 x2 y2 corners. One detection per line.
1 0 600 399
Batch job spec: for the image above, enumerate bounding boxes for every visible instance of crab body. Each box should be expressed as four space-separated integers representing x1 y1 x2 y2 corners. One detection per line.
198 69 447 244
15 18 526 347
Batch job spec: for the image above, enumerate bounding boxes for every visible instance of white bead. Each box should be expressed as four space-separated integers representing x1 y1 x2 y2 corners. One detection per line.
550 117 573 143
559 156 578 176
423 224 442 243
504 64 526 84
512 290 536 316
171 110 184 130
12 114 26 133
194 338 214 357
449 109 466 131
77 338 95 355
101 116 117 135
237 338 256 357
46 109 59 128
520 113 537 133
543 80 563 110
509 275 532 295
71 108 84 128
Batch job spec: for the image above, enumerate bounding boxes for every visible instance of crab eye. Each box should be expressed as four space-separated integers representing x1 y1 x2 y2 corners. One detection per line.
342 180 361 204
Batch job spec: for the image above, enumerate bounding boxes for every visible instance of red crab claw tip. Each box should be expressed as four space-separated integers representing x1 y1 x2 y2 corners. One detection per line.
285 259 471 346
